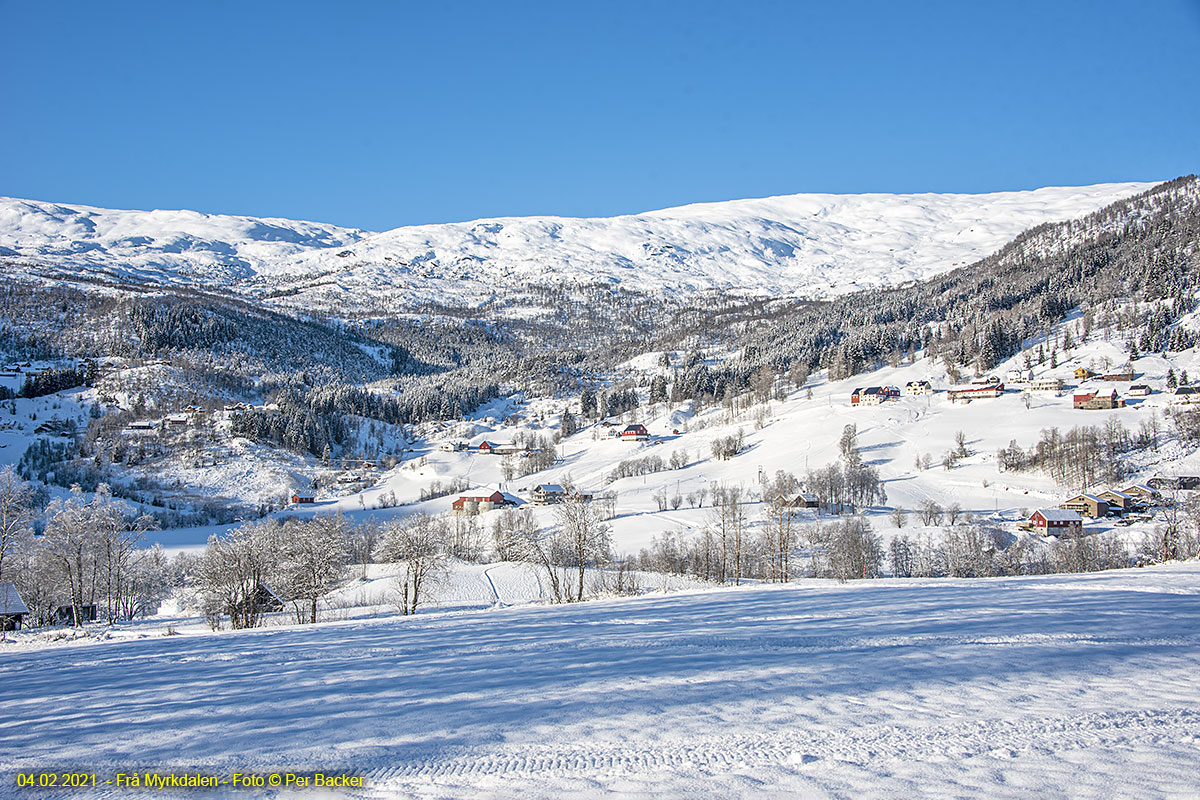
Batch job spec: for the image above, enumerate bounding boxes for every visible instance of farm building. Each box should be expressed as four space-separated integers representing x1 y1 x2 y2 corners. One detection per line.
452 491 512 515
1027 377 1064 393
785 493 820 509
229 584 285 620
52 604 98 626
531 484 567 505
1073 388 1124 410
851 386 900 406
946 381 1004 403
1147 476 1200 491
479 441 524 455
1121 483 1161 504
291 490 316 505
1096 489 1134 514
1127 384 1152 397
1172 386 1200 404
1025 509 1084 537
1060 494 1110 518
903 380 933 396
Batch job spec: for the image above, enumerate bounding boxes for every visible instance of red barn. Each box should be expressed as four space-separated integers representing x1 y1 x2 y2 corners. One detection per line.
452 491 509 515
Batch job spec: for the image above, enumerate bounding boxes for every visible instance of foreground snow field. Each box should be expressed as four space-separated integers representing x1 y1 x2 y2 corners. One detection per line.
3 565 1200 799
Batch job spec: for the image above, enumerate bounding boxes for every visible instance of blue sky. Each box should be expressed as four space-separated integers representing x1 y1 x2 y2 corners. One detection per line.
2 1 1197 230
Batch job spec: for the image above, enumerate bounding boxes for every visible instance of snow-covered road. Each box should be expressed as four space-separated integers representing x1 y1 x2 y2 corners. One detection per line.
3 565 1200 798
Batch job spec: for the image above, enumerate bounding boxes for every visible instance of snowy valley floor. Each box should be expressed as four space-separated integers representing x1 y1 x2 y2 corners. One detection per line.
3 565 1200 799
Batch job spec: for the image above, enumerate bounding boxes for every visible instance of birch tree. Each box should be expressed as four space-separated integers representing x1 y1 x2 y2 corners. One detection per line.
278 514 350 623
0 466 33 584
377 514 448 615
554 496 612 602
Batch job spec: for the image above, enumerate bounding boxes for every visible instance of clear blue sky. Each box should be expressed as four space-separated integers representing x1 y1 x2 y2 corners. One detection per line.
2 0 1198 230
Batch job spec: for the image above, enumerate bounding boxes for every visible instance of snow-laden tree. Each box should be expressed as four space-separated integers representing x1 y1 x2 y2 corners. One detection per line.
761 471 800 582
40 485 155 627
377 514 449 616
195 519 282 630
0 465 33 585
553 496 612 602
277 515 351 624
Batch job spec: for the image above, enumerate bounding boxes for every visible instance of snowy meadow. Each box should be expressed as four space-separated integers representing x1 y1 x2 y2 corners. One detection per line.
3 564 1199 799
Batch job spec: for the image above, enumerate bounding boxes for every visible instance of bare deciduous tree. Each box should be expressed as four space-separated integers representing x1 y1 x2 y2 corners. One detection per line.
554 496 613 602
278 514 351 624
0 466 33 585
377 513 449 615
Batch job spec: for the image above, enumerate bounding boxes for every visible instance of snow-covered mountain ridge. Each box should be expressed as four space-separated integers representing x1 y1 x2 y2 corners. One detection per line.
0 183 1153 311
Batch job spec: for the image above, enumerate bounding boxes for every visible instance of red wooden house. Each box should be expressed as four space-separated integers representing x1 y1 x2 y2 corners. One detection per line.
621 424 649 441
1026 508 1083 536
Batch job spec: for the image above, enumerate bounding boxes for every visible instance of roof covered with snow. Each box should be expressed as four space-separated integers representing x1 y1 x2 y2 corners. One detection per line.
0 582 29 615
1032 508 1083 522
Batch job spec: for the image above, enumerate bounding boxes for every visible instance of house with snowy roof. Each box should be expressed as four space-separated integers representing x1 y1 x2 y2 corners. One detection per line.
1096 489 1134 514
1121 483 1161 504
1173 386 1200 404
1073 387 1123 409
621 424 649 441
531 484 567 505
1026 509 1083 537
1060 494 1109 518
452 490 512 515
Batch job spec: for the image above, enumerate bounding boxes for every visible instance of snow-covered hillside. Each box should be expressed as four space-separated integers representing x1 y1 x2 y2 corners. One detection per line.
4 564 1199 799
0 198 365 286
0 183 1152 310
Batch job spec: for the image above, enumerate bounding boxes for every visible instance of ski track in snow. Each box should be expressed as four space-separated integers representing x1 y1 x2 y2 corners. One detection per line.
3 565 1200 799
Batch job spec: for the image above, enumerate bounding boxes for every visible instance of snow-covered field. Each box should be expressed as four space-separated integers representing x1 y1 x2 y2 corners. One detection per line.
3 563 1199 799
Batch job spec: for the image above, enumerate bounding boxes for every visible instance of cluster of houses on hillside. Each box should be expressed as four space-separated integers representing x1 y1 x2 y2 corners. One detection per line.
451 484 595 515
439 424 655 454
1022 483 1163 536
0 362 54 381
844 365 1200 411
850 386 901 406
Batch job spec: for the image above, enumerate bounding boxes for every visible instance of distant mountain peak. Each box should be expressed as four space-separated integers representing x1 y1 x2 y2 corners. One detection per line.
0 183 1156 311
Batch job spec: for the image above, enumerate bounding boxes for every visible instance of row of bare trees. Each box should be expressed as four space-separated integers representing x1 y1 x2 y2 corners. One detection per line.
191 496 618 629
1 467 173 628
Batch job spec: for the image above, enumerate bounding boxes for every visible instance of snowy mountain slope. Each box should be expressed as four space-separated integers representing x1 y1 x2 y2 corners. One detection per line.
0 183 1152 309
4 564 1199 799
126 312 1200 563
0 197 366 286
